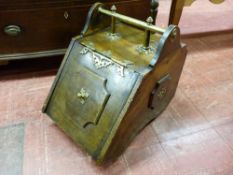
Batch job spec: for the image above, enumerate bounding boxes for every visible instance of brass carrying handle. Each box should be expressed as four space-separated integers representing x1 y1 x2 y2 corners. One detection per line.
98 6 165 34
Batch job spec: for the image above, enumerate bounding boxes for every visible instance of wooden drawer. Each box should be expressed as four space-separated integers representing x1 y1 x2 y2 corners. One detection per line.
0 0 150 60
0 6 88 54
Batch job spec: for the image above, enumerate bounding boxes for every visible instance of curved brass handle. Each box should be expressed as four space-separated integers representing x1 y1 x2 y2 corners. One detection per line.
4 25 22 36
98 5 165 34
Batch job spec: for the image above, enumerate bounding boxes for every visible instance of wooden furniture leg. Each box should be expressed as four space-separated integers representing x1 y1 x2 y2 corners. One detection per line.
169 0 224 25
168 0 186 25
150 0 159 24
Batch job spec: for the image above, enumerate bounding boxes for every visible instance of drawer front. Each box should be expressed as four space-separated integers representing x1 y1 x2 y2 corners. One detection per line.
46 42 139 155
0 7 88 54
0 0 150 56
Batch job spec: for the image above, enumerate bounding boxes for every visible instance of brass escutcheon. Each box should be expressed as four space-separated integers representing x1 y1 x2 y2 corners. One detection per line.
64 11 69 19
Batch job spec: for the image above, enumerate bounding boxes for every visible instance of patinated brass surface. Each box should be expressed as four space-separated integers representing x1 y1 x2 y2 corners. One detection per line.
43 2 187 164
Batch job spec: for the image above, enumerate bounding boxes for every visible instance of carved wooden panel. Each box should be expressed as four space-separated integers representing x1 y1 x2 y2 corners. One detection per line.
66 67 110 128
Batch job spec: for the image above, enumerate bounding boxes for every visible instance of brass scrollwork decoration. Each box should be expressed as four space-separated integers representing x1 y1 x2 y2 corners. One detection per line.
93 53 113 69
80 46 126 77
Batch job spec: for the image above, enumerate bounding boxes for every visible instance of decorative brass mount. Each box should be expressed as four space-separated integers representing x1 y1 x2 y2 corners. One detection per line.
77 88 89 104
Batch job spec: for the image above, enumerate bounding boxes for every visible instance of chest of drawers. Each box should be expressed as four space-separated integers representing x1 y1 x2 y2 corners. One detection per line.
0 0 150 60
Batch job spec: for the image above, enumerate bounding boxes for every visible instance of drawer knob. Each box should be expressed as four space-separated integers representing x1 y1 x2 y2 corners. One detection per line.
4 25 21 36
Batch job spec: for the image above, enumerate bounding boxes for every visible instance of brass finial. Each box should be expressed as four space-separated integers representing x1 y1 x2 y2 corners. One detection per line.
144 16 153 49
111 5 117 34
111 5 117 12
146 16 154 25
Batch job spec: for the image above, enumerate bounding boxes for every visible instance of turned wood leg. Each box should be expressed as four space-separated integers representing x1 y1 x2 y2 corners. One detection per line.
169 0 186 25
169 0 224 26
150 0 159 24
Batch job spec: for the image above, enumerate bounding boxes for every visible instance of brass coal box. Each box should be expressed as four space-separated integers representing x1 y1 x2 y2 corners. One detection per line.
43 3 187 164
